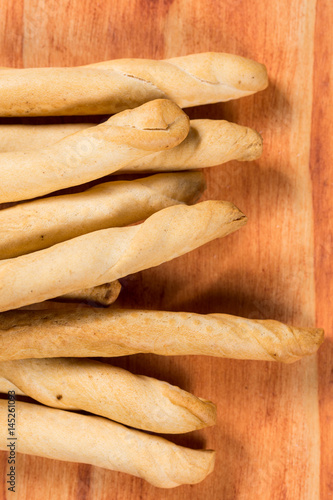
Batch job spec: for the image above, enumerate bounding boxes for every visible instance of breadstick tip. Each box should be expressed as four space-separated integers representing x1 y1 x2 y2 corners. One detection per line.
110 99 190 151
288 326 325 361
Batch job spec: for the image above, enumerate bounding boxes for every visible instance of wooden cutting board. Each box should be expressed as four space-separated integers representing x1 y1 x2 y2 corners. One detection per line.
0 0 332 498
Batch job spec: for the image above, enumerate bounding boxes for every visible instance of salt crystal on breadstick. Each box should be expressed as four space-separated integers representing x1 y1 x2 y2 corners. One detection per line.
0 357 216 433
0 99 190 203
0 200 246 312
0 52 268 116
0 308 323 363
0 400 215 488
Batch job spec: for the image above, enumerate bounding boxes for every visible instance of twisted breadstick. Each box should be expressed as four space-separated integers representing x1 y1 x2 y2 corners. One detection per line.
0 99 190 203
0 200 246 312
0 172 205 259
0 400 215 487
0 120 263 167
0 308 323 363
125 119 263 170
0 52 268 116
0 358 216 433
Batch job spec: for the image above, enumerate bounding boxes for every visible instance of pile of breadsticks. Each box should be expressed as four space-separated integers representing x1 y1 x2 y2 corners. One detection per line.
0 53 324 488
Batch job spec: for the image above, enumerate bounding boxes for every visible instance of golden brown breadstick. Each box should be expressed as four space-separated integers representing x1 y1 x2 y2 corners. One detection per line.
0 52 268 116
0 358 216 433
125 119 263 170
0 400 215 487
0 120 263 167
0 172 205 259
0 308 323 363
56 281 122 306
0 200 246 312
0 99 190 203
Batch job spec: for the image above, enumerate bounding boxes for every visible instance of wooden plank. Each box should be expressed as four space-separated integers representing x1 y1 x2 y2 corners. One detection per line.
0 0 329 498
0 0 23 68
311 0 333 498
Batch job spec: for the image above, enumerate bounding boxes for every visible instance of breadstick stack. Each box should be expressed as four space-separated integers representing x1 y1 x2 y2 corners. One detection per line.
0 171 206 259
0 52 324 489
0 99 191 203
0 400 215 488
0 358 217 433
0 200 247 311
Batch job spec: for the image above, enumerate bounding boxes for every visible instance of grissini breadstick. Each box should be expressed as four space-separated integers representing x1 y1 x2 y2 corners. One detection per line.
0 400 215 488
56 281 122 306
0 120 263 167
0 52 268 116
0 308 324 363
125 119 263 170
0 200 246 312
0 99 190 203
0 172 205 259
0 358 216 433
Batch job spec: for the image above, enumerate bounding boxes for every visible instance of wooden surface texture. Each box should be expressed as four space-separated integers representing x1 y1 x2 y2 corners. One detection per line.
0 0 332 498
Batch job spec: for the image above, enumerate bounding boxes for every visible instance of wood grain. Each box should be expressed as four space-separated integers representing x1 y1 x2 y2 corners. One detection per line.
311 1 333 498
0 0 330 498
